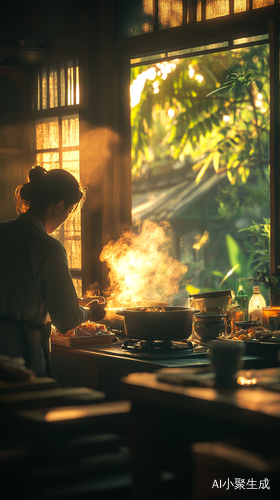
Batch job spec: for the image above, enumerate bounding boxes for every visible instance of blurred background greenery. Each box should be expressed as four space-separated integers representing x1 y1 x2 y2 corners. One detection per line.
130 44 270 304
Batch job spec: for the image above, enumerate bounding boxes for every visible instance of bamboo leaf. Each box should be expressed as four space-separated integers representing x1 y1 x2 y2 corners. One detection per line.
195 153 214 184
213 151 220 173
226 234 248 276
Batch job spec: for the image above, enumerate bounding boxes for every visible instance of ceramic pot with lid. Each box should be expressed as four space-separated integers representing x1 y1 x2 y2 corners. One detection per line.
189 290 232 312
193 312 226 341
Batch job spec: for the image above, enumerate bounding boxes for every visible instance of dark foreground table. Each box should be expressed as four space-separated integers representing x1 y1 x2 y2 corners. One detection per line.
122 369 280 500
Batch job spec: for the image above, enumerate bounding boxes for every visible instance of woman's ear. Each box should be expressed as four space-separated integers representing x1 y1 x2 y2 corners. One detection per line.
54 200 65 215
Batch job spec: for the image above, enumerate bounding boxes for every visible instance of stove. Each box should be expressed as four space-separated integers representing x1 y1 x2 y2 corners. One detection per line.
91 338 208 360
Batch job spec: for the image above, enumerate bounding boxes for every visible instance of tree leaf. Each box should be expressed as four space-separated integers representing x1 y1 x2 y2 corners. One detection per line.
226 234 248 276
213 151 220 172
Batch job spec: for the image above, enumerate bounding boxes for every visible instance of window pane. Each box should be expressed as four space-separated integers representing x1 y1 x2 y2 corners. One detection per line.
234 0 247 12
206 0 229 19
68 60 74 106
233 34 269 45
36 118 59 149
197 0 202 21
36 152 59 170
253 0 274 7
158 0 183 30
62 150 80 181
61 149 81 270
72 278 82 297
61 63 66 106
114 0 153 39
42 67 47 109
62 114 79 147
168 42 228 58
52 212 82 270
49 64 58 108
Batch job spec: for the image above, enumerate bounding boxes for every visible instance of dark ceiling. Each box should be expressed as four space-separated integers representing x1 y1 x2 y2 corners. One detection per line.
0 0 80 47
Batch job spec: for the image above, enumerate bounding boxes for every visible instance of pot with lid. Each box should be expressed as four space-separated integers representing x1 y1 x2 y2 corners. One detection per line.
193 312 227 341
115 306 199 340
189 289 232 312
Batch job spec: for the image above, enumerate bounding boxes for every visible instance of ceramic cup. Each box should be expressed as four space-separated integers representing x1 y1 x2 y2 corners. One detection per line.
208 340 245 382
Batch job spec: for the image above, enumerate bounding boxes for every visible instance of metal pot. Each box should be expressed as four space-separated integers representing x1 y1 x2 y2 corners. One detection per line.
115 306 199 340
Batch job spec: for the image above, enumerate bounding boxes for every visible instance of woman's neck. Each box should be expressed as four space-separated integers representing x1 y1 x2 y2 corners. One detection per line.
27 208 48 229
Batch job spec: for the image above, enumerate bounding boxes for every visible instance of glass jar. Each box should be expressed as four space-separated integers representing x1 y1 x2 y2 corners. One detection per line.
262 306 280 329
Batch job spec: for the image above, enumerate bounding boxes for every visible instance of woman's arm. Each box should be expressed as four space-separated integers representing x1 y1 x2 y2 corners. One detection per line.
40 241 105 333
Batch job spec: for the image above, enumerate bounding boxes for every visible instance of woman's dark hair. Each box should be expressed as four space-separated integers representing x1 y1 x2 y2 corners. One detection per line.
15 165 86 214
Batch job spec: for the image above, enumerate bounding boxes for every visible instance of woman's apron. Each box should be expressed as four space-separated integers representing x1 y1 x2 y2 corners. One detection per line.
0 315 51 377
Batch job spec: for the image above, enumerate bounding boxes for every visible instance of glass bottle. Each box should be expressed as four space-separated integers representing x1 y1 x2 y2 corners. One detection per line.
248 286 266 323
230 302 245 333
236 278 248 321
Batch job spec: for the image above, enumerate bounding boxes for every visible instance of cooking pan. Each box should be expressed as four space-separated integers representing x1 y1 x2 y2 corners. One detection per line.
115 307 199 340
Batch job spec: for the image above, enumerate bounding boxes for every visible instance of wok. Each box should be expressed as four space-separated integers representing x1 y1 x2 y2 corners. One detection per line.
115 306 199 340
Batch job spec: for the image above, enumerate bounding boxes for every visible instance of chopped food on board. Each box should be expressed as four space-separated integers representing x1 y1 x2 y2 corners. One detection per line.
219 326 280 343
51 321 109 337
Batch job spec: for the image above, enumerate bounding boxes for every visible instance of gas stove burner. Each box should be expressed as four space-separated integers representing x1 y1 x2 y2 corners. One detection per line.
122 339 193 353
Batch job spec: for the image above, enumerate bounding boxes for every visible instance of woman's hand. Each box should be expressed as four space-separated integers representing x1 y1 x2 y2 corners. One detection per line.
88 300 106 321
78 297 107 322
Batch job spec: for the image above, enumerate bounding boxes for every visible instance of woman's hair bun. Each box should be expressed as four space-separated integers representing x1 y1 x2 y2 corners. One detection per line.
29 165 47 184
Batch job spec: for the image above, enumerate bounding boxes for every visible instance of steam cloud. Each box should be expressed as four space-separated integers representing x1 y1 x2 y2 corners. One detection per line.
100 220 188 308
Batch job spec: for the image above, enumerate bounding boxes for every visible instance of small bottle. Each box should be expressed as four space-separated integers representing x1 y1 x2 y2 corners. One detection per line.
248 286 266 323
236 278 248 321
230 302 245 332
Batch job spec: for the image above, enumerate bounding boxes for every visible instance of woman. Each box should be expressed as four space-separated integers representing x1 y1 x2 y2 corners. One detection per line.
0 165 106 377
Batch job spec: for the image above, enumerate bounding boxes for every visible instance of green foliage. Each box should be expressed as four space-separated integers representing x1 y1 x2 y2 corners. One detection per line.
131 45 270 190
206 69 260 97
131 45 270 294
225 234 248 276
239 218 270 276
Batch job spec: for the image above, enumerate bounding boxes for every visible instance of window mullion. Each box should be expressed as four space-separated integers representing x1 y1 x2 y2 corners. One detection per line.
153 0 158 31
58 62 61 109
59 116 63 169
39 67 43 111
66 61 69 107
46 66 50 110
201 0 206 21
73 59 77 106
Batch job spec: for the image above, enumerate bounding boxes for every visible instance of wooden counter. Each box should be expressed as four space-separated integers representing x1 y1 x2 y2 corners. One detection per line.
51 341 280 399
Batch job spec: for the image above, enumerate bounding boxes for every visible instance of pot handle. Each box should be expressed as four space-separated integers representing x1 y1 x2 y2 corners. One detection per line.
115 310 125 316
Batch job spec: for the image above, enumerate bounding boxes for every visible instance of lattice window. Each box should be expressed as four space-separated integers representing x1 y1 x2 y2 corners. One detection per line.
37 60 79 110
35 60 82 297
115 0 278 38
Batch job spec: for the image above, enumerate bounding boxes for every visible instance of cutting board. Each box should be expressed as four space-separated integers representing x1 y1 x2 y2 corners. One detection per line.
0 386 105 410
51 333 117 347
0 377 57 395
